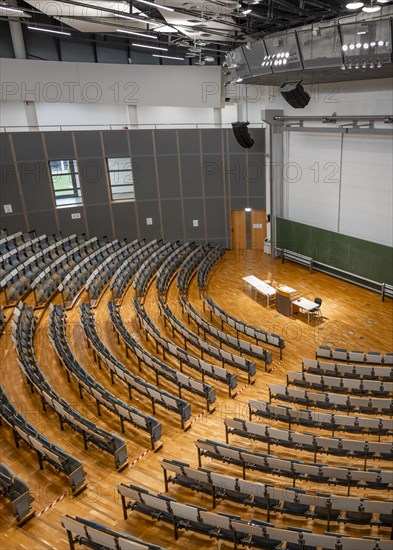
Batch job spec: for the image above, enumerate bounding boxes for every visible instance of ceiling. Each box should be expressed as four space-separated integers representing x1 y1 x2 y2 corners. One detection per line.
1 0 393 71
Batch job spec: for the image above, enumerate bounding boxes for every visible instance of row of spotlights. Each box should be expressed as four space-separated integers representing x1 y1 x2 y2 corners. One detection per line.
341 59 383 69
262 59 288 66
342 40 387 51
263 52 289 60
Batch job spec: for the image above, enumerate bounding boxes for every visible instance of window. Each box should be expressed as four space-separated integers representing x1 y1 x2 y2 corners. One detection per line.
49 160 82 207
107 158 134 201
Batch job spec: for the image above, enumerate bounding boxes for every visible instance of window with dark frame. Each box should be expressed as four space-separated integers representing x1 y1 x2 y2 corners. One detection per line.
49 160 82 207
107 158 135 201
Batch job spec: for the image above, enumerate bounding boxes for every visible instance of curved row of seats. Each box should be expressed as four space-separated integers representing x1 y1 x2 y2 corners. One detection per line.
110 239 161 302
0 463 34 524
224 418 392 460
1 233 83 305
196 243 225 292
303 359 393 381
159 298 257 383
161 459 393 528
49 304 163 449
1 232 48 278
79 303 192 429
12 302 128 469
59 238 127 308
269 384 392 415
118 483 391 550
249 399 392 437
0 386 86 492
287 371 393 396
195 438 392 491
134 299 238 395
132 241 181 302
156 241 195 299
61 515 166 550
177 244 211 296
107 302 216 412
32 236 105 306
202 294 285 354
0 230 37 255
317 346 393 365
180 297 273 369
86 239 141 305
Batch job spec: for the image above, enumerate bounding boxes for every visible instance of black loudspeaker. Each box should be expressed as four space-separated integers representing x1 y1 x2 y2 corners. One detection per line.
280 81 310 109
231 122 255 148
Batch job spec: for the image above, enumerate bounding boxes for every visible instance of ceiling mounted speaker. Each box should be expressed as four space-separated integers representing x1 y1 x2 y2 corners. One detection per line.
280 81 311 109
231 122 255 148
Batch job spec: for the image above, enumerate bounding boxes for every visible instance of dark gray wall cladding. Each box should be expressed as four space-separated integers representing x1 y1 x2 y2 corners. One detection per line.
0 164 23 214
248 152 266 198
0 134 13 163
23 29 59 61
19 161 53 211
0 21 14 58
250 128 266 151
156 157 180 199
85 204 113 239
201 129 223 155
78 158 109 205
12 133 46 162
112 202 138 241
180 156 203 198
129 130 154 156
102 131 129 157
154 130 178 155
0 213 25 234
205 198 226 240
57 206 87 237
136 200 161 241
74 132 102 158
59 39 95 63
202 154 225 198
161 200 184 241
132 156 157 201
183 198 205 241
96 45 128 64
27 210 57 235
231 197 249 210
178 130 200 155
45 132 75 159
229 154 248 197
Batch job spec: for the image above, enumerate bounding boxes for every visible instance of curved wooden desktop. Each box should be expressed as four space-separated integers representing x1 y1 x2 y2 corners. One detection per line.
275 285 300 316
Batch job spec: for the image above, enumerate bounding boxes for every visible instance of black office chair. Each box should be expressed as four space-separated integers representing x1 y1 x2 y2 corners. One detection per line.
311 297 322 320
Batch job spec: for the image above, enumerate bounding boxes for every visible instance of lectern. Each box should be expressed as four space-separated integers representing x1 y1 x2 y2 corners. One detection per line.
276 285 300 316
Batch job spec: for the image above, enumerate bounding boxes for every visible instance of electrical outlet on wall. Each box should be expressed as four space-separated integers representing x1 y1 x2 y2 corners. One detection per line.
193 220 199 227
3 204 13 213
146 218 153 225
71 212 81 219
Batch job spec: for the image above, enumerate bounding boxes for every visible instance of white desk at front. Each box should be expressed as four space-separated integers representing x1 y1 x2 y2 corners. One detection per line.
292 297 318 324
242 275 276 308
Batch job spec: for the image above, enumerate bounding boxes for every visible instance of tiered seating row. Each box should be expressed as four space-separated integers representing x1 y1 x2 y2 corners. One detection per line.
159 299 257 383
80 303 192 429
31 236 103 306
86 239 142 305
156 241 195 299
12 303 128 469
317 346 393 365
195 439 392 491
108 302 216 411
269 384 393 415
110 239 161 301
202 294 285 356
177 244 211 296
303 359 393 381
134 299 238 395
180 297 273 370
49 305 162 450
1 233 48 278
0 386 86 492
161 459 393 528
118 483 391 550
224 418 392 461
249 400 392 437
1 233 83 305
61 515 166 550
196 243 225 292
59 239 127 308
287 371 393 396
0 463 34 523
0 230 36 255
132 241 181 302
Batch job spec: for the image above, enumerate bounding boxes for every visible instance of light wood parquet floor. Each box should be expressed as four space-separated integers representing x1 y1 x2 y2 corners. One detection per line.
0 249 392 549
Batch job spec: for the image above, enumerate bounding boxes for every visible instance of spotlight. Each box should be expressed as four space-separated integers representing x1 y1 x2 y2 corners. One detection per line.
261 61 266 66
370 41 376 47
363 43 369 49
349 43 355 50
362 61 367 68
342 45 348 51
283 59 287 65
341 63 346 70
348 62 352 69
356 43 362 48
355 62 360 69
377 40 384 46
370 61 374 68
377 60 382 68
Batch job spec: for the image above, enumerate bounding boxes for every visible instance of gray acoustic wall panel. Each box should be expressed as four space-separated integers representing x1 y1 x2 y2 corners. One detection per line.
45 132 75 159
156 156 180 199
129 130 154 156
183 198 205 242
228 154 248 197
132 156 158 201
27 210 57 235
103 131 129 158
0 164 23 213
74 132 102 158
180 156 203 198
154 130 178 155
19 161 53 211
0 134 13 163
178 130 200 154
78 158 109 206
0 213 26 234
112 202 138 241
12 133 46 162
136 200 161 241
201 129 223 155
161 199 184 241
203 154 225 198
205 198 227 241
57 207 87 236
85 204 113 239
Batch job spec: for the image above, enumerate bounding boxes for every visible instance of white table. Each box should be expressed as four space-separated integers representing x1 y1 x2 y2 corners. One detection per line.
292 297 318 324
242 275 276 307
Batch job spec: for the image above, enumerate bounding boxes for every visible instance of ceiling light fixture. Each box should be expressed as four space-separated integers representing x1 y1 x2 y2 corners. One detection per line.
1 5 26 13
136 0 174 12
132 43 168 50
152 54 184 60
377 59 382 68
27 26 71 36
204 56 215 62
345 1 364 8
117 29 158 39
362 2 381 11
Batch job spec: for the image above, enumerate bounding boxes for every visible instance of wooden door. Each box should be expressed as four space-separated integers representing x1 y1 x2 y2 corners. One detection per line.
251 210 266 250
231 210 246 249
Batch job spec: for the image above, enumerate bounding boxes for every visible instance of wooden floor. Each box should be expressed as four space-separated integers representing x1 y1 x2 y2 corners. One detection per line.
0 249 392 549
